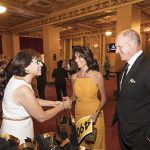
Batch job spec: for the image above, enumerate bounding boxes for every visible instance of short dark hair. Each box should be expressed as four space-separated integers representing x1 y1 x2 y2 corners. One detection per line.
73 46 97 71
57 60 63 68
0 60 6 67
10 49 40 76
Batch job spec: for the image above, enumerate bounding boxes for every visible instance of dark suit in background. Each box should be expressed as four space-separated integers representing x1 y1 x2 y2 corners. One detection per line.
112 29 150 150
37 62 47 99
52 60 68 101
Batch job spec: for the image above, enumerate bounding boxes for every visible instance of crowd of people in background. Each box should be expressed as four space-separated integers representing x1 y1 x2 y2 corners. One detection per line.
0 58 12 102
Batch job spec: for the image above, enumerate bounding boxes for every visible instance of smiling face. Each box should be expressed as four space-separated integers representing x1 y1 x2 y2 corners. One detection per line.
115 30 141 62
25 57 42 76
74 52 87 69
115 35 137 62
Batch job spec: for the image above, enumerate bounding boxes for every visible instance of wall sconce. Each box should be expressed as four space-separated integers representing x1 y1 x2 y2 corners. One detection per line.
105 30 112 36
0 5 7 14
93 43 98 48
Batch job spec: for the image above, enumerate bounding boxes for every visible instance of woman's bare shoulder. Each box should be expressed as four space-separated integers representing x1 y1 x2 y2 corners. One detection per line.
89 70 102 78
13 84 35 105
13 84 34 98
71 73 77 80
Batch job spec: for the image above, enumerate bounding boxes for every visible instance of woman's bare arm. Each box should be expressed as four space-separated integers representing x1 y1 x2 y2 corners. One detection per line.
70 74 77 101
13 85 71 122
91 71 107 123
37 98 62 107
96 72 107 113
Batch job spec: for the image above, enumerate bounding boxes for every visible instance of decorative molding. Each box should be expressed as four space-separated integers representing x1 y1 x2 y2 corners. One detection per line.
9 0 144 34
60 27 116 39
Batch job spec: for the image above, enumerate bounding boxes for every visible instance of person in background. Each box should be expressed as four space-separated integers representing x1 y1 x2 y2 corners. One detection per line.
93 59 100 71
0 60 7 101
0 49 72 144
5 58 13 82
36 61 47 99
68 59 78 76
52 60 68 101
70 46 106 149
104 57 111 80
112 29 150 150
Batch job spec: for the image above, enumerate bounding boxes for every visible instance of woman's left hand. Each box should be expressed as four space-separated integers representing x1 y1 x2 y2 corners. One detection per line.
91 111 99 124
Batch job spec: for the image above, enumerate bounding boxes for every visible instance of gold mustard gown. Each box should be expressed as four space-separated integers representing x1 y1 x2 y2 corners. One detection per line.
74 78 106 150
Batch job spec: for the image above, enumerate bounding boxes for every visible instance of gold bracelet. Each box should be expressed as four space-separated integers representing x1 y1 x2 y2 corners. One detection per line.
62 102 65 110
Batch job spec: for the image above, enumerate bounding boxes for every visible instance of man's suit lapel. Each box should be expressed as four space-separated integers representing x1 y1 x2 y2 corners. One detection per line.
120 52 145 94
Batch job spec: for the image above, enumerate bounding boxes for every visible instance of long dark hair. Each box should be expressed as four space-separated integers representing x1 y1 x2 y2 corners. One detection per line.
73 46 99 71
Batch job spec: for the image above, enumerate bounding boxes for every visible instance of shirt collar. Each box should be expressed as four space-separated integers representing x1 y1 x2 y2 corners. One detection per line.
128 50 143 67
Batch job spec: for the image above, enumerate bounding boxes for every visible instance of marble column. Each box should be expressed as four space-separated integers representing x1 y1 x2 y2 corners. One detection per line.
43 26 60 82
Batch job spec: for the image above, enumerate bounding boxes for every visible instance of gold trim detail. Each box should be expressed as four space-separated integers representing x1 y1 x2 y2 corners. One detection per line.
0 133 20 144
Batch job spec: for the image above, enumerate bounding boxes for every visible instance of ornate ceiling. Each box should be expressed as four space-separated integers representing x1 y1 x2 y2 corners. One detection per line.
0 0 150 37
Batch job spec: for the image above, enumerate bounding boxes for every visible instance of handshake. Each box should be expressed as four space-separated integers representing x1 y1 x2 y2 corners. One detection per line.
53 96 72 110
62 96 72 110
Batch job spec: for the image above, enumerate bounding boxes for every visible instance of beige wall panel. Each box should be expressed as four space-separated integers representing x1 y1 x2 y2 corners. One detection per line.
2 34 13 58
43 26 60 82
12 35 20 57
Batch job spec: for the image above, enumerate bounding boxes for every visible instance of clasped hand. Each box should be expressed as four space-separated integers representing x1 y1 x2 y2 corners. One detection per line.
62 96 72 109
52 97 72 109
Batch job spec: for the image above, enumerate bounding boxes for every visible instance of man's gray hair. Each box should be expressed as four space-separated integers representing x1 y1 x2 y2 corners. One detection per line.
119 29 141 46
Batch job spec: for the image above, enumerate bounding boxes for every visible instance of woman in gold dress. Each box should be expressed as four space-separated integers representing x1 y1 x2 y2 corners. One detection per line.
71 46 107 150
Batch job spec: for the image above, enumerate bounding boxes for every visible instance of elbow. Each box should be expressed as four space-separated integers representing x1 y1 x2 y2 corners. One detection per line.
37 118 46 123
35 117 46 123
101 96 107 103
34 113 48 123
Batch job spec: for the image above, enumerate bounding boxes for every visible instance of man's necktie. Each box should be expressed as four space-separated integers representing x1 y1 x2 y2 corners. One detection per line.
122 63 129 83
120 63 129 90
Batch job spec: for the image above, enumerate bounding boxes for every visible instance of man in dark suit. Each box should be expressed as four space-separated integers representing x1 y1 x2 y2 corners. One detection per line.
36 61 47 99
112 29 150 150
52 60 68 101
